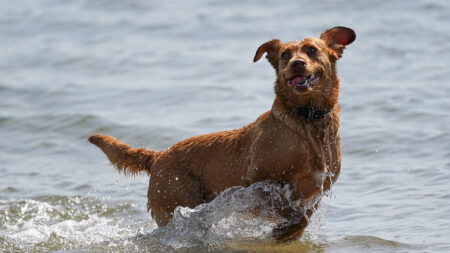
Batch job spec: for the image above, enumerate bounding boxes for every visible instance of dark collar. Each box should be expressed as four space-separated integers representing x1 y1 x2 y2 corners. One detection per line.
296 106 331 121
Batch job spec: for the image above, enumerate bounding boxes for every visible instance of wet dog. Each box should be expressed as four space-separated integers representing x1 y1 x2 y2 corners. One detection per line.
88 26 355 242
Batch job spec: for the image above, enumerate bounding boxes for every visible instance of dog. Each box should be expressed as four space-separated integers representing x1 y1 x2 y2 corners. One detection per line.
88 26 355 242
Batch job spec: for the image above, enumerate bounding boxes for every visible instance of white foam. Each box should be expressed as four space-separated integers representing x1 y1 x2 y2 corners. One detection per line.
0 197 155 249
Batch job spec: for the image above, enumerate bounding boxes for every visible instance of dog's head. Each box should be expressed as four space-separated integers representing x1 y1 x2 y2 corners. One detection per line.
254 26 355 109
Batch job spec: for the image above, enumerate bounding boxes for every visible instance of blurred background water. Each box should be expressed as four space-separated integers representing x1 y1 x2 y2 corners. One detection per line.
1 0 449 252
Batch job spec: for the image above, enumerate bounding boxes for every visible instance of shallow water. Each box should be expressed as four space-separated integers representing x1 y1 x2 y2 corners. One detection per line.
1 0 449 252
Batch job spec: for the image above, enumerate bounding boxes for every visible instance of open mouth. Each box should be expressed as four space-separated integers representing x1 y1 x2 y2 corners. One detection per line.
287 72 321 91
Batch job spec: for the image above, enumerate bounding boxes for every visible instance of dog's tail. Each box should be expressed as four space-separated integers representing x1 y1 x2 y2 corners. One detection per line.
88 134 159 176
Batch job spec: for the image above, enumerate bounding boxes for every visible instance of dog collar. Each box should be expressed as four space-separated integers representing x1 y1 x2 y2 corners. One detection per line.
296 107 331 121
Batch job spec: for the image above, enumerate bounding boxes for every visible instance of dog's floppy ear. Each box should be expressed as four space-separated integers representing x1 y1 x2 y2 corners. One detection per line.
320 26 355 59
253 39 282 70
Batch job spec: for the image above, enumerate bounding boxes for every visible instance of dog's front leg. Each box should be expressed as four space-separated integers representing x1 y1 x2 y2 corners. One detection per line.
272 203 318 242
272 205 308 242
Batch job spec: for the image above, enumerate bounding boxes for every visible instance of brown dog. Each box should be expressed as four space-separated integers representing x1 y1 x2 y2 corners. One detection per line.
88 26 355 242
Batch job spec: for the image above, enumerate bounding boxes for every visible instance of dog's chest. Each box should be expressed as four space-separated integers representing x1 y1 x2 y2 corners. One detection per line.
247 120 338 181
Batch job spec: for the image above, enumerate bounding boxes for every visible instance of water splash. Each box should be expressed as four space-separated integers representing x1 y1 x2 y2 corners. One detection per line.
145 181 324 249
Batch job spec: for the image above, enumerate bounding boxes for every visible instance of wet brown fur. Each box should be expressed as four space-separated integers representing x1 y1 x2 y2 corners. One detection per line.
88 26 355 242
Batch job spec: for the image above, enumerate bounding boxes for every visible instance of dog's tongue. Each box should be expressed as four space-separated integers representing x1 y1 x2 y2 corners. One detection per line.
288 76 306 87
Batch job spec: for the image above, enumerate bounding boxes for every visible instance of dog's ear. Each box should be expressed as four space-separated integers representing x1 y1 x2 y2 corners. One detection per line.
320 26 355 59
253 39 282 70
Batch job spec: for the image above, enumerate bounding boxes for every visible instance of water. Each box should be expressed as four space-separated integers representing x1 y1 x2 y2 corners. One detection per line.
1 0 449 252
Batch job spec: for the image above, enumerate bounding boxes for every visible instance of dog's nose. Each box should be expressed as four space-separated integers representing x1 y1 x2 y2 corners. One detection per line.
290 59 306 72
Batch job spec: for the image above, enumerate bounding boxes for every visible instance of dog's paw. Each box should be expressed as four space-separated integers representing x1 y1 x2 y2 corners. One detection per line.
272 221 307 243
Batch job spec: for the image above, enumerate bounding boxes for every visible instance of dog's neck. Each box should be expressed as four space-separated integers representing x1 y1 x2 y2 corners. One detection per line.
271 97 334 132
296 102 331 122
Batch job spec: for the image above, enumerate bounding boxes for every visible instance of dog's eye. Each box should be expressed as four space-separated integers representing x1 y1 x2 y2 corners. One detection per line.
281 51 291 60
307 46 318 55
